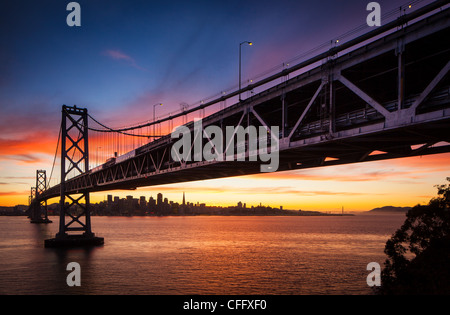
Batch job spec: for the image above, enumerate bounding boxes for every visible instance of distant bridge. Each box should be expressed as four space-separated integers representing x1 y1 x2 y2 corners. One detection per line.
29 1 450 247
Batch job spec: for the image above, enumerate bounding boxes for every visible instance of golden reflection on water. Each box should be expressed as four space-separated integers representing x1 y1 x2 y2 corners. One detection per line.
0 214 405 294
94 215 404 294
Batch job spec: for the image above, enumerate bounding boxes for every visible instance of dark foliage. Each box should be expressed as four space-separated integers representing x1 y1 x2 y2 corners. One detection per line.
380 178 450 294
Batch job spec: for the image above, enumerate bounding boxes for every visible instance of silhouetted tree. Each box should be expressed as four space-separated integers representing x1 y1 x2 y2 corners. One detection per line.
380 177 450 294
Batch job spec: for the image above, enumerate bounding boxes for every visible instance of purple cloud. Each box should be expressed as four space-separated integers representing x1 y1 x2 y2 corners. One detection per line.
102 49 147 71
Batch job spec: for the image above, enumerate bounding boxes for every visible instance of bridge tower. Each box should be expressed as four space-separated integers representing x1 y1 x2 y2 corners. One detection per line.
29 187 36 205
45 105 103 247
30 170 52 223
27 186 35 219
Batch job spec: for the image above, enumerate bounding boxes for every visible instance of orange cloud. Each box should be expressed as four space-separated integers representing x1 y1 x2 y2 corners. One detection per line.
0 106 59 165
386 152 450 170
0 191 28 197
135 183 382 197
0 132 56 163
241 153 450 182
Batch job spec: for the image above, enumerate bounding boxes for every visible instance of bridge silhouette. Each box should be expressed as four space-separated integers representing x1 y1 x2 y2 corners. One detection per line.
28 1 450 247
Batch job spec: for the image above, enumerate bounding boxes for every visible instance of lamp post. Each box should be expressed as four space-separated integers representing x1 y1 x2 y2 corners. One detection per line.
153 103 163 139
239 41 252 102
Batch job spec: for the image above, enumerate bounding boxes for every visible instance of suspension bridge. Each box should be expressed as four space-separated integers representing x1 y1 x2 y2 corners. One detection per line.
28 0 450 247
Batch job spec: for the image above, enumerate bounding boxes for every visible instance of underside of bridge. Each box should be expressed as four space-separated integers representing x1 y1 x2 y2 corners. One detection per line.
45 7 450 197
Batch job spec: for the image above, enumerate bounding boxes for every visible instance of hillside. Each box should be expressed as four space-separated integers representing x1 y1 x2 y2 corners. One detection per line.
367 206 411 213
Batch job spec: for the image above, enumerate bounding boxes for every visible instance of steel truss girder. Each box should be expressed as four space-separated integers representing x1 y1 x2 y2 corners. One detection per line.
29 170 50 222
35 170 49 221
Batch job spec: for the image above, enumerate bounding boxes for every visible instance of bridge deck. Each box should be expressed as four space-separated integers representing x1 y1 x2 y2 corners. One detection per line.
40 5 450 201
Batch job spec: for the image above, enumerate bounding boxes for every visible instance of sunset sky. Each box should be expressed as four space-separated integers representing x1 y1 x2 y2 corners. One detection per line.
0 0 448 211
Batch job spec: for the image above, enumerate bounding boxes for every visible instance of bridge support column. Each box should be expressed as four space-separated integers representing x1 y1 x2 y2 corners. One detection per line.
30 170 52 224
396 38 405 110
45 105 103 248
281 93 288 138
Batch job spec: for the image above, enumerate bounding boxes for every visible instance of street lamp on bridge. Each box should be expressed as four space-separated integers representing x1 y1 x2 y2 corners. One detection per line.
239 41 253 102
153 103 163 139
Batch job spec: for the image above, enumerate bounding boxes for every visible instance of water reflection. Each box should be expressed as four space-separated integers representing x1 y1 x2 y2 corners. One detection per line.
44 246 102 294
0 215 405 295
30 221 53 247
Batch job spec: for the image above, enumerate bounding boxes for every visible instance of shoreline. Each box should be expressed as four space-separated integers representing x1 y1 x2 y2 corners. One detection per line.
0 212 354 217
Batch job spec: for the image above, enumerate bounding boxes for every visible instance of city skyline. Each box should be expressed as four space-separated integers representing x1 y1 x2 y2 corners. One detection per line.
79 191 300 216
4 190 348 217
33 191 297 212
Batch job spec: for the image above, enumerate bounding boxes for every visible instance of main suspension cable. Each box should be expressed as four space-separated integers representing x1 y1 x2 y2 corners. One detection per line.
48 125 61 187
